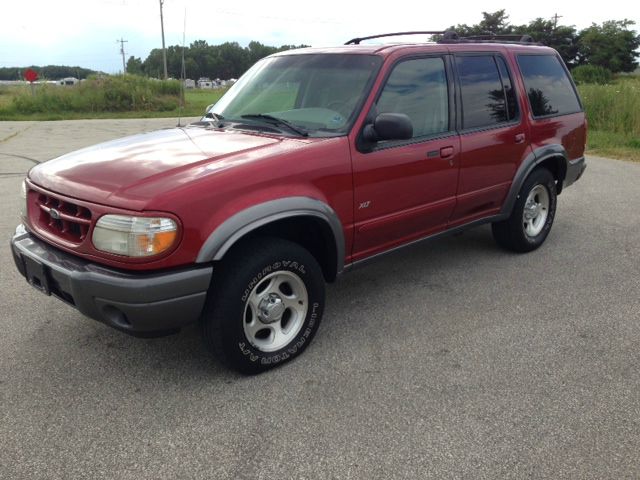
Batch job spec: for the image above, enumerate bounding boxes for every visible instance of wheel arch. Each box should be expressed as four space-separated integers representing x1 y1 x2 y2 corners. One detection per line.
196 197 345 282
501 145 568 217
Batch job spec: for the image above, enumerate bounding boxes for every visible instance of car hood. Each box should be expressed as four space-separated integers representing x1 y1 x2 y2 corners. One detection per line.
29 126 290 208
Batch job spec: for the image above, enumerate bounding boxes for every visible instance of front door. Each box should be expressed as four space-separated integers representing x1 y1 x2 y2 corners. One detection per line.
350 55 460 261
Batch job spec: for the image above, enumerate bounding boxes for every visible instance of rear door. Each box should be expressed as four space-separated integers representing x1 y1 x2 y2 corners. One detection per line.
449 53 531 226
350 55 460 260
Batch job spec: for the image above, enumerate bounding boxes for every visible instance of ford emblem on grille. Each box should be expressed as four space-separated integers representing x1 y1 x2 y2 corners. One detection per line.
49 208 61 220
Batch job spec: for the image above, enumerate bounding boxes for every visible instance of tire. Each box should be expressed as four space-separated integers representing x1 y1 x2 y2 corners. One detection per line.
492 168 557 253
201 237 325 374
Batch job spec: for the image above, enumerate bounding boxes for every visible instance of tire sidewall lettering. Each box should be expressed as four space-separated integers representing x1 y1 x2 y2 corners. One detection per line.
238 261 320 365
241 260 307 302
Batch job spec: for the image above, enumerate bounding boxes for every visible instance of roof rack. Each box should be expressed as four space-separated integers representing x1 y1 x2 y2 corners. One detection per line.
344 31 541 46
344 30 458 45
440 33 539 45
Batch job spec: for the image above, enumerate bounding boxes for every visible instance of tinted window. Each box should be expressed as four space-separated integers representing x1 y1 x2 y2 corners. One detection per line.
517 55 581 117
376 57 449 138
457 56 507 128
496 56 518 121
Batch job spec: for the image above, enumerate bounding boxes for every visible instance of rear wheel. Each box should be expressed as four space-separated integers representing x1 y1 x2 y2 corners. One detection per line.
492 168 557 252
201 237 325 374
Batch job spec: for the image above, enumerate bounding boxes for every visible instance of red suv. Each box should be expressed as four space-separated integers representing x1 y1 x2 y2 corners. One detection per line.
11 32 586 373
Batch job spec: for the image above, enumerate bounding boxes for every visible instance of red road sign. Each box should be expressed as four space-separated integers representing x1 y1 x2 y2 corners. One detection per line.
24 68 38 83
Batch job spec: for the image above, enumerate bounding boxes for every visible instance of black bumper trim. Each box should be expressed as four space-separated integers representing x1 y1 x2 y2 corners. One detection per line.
563 156 587 189
10 225 213 335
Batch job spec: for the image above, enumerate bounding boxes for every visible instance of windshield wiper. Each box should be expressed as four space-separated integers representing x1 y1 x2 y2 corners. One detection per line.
240 114 308 137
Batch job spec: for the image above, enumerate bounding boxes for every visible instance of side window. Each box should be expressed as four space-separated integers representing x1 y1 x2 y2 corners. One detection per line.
517 55 581 117
496 56 518 121
376 57 449 139
456 55 508 128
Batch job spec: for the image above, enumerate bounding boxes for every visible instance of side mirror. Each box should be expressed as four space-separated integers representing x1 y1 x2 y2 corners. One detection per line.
204 103 215 115
362 113 413 142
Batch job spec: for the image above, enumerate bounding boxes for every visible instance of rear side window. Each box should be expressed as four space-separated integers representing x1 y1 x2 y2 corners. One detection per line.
517 55 581 117
456 56 509 129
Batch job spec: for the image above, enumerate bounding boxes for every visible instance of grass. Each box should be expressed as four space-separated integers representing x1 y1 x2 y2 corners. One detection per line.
582 130 640 162
577 75 640 162
0 78 227 121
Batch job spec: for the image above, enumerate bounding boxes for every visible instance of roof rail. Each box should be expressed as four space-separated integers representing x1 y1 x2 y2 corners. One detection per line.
344 30 459 45
438 33 540 45
344 30 541 47
464 34 535 42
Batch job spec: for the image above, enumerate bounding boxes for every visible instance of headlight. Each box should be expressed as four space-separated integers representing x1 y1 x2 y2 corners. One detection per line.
20 179 27 219
92 215 178 257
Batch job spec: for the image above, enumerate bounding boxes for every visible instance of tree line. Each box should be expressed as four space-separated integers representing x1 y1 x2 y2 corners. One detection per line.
0 65 98 81
126 41 308 80
447 11 639 73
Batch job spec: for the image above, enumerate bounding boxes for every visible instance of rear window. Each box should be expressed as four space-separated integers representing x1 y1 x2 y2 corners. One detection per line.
517 55 581 118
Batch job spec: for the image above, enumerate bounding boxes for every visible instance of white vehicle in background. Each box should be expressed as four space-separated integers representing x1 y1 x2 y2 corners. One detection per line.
57 77 79 86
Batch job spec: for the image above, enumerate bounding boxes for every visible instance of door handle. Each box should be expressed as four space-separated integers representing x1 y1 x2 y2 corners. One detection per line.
440 146 454 158
515 133 526 144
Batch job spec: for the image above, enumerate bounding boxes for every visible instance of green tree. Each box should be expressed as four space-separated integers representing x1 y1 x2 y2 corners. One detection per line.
513 19 580 67
126 56 144 75
183 58 199 79
578 20 640 73
448 10 513 36
140 41 308 80
142 48 165 78
216 42 250 79
165 45 185 78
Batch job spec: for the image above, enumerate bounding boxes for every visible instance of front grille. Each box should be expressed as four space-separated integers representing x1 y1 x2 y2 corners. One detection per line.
34 192 92 244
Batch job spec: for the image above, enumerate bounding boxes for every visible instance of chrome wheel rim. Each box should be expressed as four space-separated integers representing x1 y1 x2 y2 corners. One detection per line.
523 184 550 237
243 271 308 352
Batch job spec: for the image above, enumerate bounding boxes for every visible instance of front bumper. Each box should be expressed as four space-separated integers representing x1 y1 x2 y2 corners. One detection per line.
10 225 213 336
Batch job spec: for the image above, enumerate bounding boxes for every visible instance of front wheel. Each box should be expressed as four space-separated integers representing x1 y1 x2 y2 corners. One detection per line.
492 168 557 253
201 237 325 374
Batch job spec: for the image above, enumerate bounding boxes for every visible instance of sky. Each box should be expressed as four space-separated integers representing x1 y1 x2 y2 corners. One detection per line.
1 0 638 73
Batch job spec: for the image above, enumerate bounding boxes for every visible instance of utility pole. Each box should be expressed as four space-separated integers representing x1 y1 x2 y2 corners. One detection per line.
552 13 563 30
159 0 168 79
117 38 128 74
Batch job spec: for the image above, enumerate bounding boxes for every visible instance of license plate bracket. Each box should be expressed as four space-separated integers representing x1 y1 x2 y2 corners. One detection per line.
22 255 51 295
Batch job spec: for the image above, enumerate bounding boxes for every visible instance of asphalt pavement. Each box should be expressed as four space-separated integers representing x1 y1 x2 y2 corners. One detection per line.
1 119 639 479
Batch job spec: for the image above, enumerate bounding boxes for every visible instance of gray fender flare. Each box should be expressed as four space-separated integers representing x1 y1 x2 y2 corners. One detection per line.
195 197 345 274
500 144 568 217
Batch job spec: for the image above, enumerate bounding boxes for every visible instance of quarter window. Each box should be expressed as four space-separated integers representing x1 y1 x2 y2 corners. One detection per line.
456 55 509 128
376 57 449 138
517 55 581 117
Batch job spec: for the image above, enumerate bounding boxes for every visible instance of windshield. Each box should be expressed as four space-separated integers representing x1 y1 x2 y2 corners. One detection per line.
209 54 382 137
